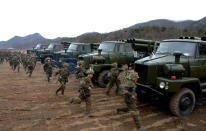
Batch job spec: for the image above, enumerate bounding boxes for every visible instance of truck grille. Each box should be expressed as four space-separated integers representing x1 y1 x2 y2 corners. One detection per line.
135 64 148 84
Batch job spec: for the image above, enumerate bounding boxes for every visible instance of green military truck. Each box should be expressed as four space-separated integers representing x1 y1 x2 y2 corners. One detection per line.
79 39 159 87
135 36 206 117
27 43 49 54
53 42 99 72
36 43 67 63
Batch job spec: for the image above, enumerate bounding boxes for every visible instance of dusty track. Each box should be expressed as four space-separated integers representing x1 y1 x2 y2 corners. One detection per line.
0 62 206 131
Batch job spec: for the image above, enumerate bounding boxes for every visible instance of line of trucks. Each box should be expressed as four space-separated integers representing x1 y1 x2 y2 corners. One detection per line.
28 36 206 117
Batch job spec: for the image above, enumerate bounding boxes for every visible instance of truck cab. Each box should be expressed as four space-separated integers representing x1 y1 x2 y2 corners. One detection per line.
135 36 206 116
79 39 159 87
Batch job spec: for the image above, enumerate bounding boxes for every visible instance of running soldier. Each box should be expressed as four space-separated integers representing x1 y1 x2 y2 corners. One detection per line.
116 71 145 131
118 64 128 95
43 57 53 82
26 56 35 77
71 69 94 117
55 63 70 95
75 60 87 81
12 54 21 72
106 63 120 96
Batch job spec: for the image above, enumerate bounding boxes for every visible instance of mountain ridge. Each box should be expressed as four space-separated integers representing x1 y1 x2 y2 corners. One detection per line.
1 17 206 49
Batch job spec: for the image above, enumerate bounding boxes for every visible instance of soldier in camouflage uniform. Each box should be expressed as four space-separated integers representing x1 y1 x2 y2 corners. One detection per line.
55 63 70 95
26 56 35 77
70 69 94 117
79 69 94 117
22 55 29 71
117 72 145 131
106 63 120 96
43 57 53 82
0 57 4 64
75 60 87 81
12 54 21 72
118 64 128 95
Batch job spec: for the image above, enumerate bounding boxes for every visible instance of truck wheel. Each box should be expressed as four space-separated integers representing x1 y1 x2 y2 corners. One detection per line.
98 70 110 88
169 88 195 117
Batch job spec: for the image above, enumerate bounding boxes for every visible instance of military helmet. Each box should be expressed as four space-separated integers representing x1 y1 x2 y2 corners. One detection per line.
77 60 84 66
63 63 69 67
128 72 139 81
86 69 94 74
45 57 51 61
122 64 128 70
112 62 118 67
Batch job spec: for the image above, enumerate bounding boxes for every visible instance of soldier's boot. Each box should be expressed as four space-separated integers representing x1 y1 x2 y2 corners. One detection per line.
56 89 59 96
18 66 20 72
84 113 94 117
13 66 16 71
29 72 32 77
106 91 110 96
61 86 65 95
117 107 129 114
131 111 141 130
61 89 64 95
116 108 121 114
85 97 93 117
48 77 50 82
137 128 146 131
56 86 62 96
115 87 120 96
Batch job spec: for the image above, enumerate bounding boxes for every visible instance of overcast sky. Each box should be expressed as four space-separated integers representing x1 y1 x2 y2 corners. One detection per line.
0 0 205 41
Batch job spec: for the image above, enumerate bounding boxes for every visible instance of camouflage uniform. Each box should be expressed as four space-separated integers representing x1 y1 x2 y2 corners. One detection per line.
118 64 128 94
22 55 29 71
79 69 94 116
26 57 35 77
75 61 87 80
0 57 4 64
43 57 53 82
117 72 142 130
70 69 94 117
106 63 120 96
12 55 21 72
55 63 70 95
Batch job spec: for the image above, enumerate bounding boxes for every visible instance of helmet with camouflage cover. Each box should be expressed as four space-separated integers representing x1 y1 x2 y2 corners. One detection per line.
122 64 128 71
128 71 139 81
77 60 84 66
63 62 69 67
112 62 118 67
45 57 51 62
86 68 94 74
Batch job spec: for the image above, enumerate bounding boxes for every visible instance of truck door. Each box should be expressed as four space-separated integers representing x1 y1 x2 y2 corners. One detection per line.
197 43 206 79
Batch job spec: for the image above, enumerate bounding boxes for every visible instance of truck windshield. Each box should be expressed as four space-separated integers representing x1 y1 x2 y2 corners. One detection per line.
35 44 41 49
48 44 54 49
68 44 78 51
156 42 196 56
99 42 115 52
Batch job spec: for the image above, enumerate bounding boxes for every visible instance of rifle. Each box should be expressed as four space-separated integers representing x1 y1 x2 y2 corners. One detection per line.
79 87 87 99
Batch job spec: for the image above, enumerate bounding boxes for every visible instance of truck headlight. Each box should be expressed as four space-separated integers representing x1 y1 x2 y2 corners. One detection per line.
159 82 165 89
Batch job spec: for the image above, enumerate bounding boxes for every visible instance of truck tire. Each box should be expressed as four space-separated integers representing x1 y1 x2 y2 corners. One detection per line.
98 70 110 88
169 88 195 117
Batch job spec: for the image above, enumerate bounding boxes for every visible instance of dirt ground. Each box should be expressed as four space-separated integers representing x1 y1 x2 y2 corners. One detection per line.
0 62 206 131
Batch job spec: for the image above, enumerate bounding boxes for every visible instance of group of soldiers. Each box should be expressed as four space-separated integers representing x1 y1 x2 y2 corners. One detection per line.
0 51 36 77
0 50 145 131
72 61 145 131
